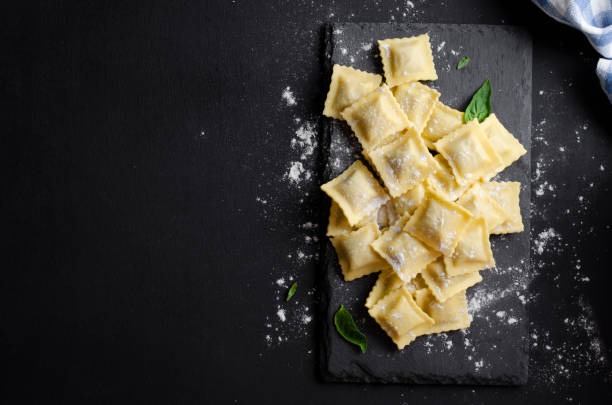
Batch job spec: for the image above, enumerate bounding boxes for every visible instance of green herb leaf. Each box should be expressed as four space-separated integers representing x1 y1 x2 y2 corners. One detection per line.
457 56 471 70
334 305 367 353
286 282 298 302
464 79 491 123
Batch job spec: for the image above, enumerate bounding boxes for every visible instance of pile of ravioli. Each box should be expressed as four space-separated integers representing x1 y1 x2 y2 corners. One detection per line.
321 33 526 350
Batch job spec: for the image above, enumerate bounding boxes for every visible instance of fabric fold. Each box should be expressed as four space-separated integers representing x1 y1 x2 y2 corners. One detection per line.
534 0 612 102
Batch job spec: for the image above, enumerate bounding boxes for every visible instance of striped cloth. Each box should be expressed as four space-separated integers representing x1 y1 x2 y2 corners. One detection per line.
533 0 612 102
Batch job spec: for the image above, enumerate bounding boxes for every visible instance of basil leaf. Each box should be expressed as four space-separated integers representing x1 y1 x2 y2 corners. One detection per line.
334 305 367 353
464 79 491 123
457 56 470 70
286 282 298 302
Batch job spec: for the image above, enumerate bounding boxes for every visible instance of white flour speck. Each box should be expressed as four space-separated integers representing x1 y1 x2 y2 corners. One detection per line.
287 161 306 184
282 86 296 106
292 122 318 160
535 180 554 197
534 228 560 255
283 120 318 188
277 308 286 322
531 295 610 386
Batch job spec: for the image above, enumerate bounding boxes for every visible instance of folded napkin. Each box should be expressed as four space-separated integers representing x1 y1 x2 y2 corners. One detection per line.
534 0 612 102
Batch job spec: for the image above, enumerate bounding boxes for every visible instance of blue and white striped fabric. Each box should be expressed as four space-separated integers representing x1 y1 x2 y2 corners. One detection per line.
533 0 612 102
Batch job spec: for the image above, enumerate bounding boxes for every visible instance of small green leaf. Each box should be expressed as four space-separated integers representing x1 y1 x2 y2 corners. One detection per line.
464 79 492 123
457 56 471 70
286 282 298 302
334 305 367 353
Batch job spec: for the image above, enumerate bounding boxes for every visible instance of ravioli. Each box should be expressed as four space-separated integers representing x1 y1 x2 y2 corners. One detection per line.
321 160 390 227
404 188 473 255
421 258 483 303
331 223 389 281
368 286 435 349
368 126 437 198
321 32 525 350
421 101 464 149
434 120 502 185
378 34 438 87
480 114 527 178
457 183 507 232
341 84 410 151
481 181 524 234
393 82 440 134
323 65 383 120
371 214 440 282
443 217 495 276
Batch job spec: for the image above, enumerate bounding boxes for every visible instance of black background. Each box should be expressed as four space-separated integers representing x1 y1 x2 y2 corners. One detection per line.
3 1 612 403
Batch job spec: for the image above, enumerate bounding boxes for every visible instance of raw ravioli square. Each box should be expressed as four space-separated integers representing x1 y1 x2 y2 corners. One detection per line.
443 217 495 276
321 160 390 227
392 82 440 134
412 288 470 335
365 269 404 310
341 84 410 151
323 65 383 120
457 182 507 232
368 126 437 197
375 200 399 228
404 189 473 255
371 214 440 282
480 114 527 177
481 181 524 234
327 200 379 237
404 273 428 295
421 101 464 149
327 200 354 237
421 258 482 303
434 120 502 185
330 223 389 281
368 286 434 349
392 182 426 216
425 154 469 202
378 34 438 87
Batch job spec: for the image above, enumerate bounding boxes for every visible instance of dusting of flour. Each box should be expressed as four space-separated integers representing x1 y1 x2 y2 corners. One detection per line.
282 86 296 106
285 121 317 186
259 88 321 349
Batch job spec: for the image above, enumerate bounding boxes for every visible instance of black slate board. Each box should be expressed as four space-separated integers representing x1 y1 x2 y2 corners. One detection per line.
320 23 532 385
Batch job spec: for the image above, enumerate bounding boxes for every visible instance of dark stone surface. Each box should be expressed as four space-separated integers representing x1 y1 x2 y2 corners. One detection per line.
320 23 531 385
